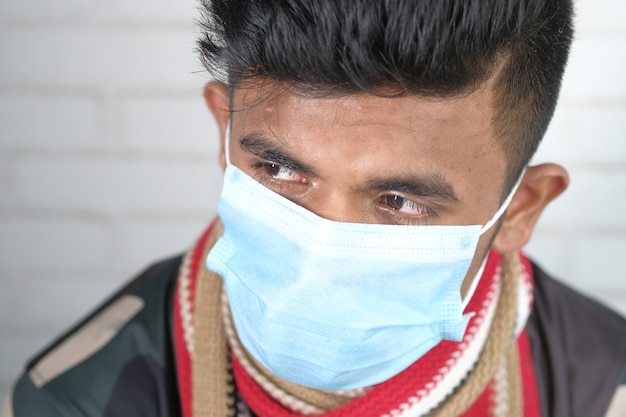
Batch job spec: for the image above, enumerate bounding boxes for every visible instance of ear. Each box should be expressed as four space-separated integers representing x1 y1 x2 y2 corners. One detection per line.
492 163 569 253
203 81 230 170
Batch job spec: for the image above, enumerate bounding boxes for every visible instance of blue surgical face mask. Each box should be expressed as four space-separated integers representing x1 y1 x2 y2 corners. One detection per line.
206 125 522 391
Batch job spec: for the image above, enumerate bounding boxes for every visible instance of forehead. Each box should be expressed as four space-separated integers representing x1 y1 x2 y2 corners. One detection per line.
233 84 491 132
232 82 504 163
229 81 508 203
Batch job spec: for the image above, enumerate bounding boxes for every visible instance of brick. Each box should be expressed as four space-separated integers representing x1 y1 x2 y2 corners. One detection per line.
569 237 626 289
121 95 220 153
528 234 626 290
12 158 222 213
114 218 209 269
0 0 197 21
534 105 626 165
561 38 626 100
0 29 204 90
0 218 107 269
0 277 119 328
0 93 100 149
0 157 13 196
0 0 93 20
530 169 626 229
92 0 199 21
525 234 626 316
524 234 573 279
576 0 626 35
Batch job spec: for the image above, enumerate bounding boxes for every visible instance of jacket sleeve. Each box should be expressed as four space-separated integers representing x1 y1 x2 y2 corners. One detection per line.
3 377 64 417
3 256 183 417
605 377 626 417
527 261 626 417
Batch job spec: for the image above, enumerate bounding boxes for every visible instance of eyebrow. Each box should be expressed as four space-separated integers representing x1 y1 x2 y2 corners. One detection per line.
240 132 458 202
368 176 459 202
240 133 315 175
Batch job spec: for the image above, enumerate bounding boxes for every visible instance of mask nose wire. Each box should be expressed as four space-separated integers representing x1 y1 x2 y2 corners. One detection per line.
478 168 527 235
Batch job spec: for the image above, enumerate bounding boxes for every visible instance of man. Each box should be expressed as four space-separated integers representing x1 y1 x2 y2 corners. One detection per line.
3 1 626 416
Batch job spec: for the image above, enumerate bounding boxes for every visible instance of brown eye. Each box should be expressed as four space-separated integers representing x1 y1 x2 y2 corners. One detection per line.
385 195 406 211
261 162 307 183
379 195 429 215
264 163 283 177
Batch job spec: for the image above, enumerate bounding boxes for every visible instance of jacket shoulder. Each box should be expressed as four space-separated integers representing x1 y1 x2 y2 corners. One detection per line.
527 260 626 417
6 255 184 417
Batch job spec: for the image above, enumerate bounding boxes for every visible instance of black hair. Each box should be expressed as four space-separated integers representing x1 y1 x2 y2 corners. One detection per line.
197 0 574 193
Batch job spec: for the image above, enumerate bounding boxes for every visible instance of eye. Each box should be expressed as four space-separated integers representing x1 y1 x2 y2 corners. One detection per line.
261 163 307 183
379 194 430 216
250 161 311 196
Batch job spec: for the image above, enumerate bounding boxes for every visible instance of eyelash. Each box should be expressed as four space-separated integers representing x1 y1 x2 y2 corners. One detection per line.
377 194 437 225
250 161 310 192
250 160 438 225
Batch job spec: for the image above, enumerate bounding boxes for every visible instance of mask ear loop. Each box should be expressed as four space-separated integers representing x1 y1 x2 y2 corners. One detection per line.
462 256 488 309
479 168 527 235
224 121 232 166
464 168 527 308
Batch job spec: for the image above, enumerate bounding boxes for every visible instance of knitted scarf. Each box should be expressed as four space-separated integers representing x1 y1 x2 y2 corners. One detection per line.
173 221 541 417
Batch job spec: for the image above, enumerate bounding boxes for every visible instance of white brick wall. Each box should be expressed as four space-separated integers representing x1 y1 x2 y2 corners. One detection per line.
525 0 626 319
0 0 624 405
0 0 219 402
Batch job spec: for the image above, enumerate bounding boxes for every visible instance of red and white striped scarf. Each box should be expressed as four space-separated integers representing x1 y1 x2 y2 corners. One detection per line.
174 221 542 417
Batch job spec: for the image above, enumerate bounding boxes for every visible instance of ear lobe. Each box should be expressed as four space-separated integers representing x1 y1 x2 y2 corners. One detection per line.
203 81 230 170
492 163 569 254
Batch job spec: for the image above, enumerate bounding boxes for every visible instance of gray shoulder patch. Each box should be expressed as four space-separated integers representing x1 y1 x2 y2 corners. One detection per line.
28 295 144 388
0 386 14 417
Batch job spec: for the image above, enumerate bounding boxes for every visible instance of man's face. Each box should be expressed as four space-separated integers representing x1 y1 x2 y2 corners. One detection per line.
224 81 509 296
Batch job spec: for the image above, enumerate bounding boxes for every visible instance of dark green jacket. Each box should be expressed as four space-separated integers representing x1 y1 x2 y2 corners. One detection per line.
3 256 626 417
